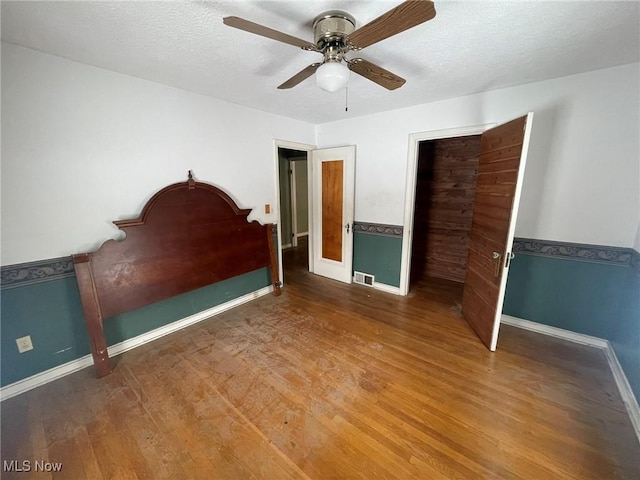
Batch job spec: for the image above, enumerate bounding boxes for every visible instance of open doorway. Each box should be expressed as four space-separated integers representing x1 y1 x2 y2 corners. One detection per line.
401 115 533 351
277 147 310 281
399 123 493 296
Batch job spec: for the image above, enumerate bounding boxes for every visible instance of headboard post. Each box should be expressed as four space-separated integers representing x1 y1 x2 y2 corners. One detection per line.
72 253 112 377
267 225 281 296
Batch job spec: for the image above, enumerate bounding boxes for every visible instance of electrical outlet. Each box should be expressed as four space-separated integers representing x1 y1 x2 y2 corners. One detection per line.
16 335 33 353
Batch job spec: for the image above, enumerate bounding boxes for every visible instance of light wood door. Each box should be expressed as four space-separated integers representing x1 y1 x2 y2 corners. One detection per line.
311 146 355 283
462 113 533 350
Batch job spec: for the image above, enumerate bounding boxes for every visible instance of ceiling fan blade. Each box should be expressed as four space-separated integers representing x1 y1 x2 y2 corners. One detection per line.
223 16 317 50
278 63 321 89
348 58 406 90
348 1 436 49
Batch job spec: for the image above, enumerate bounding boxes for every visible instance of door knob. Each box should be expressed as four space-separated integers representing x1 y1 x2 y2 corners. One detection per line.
492 251 502 276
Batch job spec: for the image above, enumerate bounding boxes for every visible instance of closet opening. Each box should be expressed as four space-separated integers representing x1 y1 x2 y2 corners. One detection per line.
409 135 482 295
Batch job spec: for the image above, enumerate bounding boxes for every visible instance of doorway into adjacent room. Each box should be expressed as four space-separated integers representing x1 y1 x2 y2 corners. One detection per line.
275 142 356 287
277 146 310 282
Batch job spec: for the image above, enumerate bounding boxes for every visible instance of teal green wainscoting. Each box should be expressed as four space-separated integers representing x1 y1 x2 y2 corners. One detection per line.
352 223 403 288
1 263 271 387
503 242 640 400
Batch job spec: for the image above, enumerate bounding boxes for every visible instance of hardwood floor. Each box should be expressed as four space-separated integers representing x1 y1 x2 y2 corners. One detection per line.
2 242 638 479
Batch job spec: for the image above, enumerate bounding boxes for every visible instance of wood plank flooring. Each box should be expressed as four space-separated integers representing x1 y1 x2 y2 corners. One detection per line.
2 243 638 479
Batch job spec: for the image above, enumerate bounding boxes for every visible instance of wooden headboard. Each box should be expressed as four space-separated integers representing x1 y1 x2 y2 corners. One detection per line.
73 172 280 377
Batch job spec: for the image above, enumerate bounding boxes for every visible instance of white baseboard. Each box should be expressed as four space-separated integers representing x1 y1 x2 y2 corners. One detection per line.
0 354 95 402
0 285 274 402
295 232 308 238
501 315 640 444
373 281 403 296
501 315 609 347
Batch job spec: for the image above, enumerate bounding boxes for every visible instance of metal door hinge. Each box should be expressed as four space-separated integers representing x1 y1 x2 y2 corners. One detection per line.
505 252 515 268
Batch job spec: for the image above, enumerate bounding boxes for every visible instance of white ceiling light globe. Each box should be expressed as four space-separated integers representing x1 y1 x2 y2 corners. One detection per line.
316 61 350 92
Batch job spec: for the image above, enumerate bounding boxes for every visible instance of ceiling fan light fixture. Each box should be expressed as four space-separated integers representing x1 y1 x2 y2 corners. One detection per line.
316 61 350 92
225 1 437 91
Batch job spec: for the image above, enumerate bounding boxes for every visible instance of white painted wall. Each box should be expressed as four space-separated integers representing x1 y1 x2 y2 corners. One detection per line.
3 43 637 265
1 43 315 265
316 63 640 248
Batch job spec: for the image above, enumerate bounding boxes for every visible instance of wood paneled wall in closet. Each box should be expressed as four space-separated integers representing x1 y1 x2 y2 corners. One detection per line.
411 135 481 283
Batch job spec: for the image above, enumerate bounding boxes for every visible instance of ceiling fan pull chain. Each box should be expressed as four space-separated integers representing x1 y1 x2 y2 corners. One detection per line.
345 85 349 112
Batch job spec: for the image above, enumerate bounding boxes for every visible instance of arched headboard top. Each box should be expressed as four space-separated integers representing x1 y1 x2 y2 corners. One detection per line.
115 170 252 229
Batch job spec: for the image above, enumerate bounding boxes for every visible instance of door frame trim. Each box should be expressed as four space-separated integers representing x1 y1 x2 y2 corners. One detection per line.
399 123 496 296
273 140 316 285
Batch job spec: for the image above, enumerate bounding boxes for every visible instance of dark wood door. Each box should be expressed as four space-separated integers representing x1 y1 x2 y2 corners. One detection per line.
462 113 533 350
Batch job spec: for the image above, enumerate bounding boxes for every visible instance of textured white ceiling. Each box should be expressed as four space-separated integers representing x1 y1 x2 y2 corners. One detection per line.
2 1 639 124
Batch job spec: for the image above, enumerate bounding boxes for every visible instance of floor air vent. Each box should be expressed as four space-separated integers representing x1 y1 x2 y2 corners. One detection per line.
354 271 375 287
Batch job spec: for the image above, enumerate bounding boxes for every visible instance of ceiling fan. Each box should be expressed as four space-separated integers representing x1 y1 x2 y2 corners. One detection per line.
223 1 436 93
